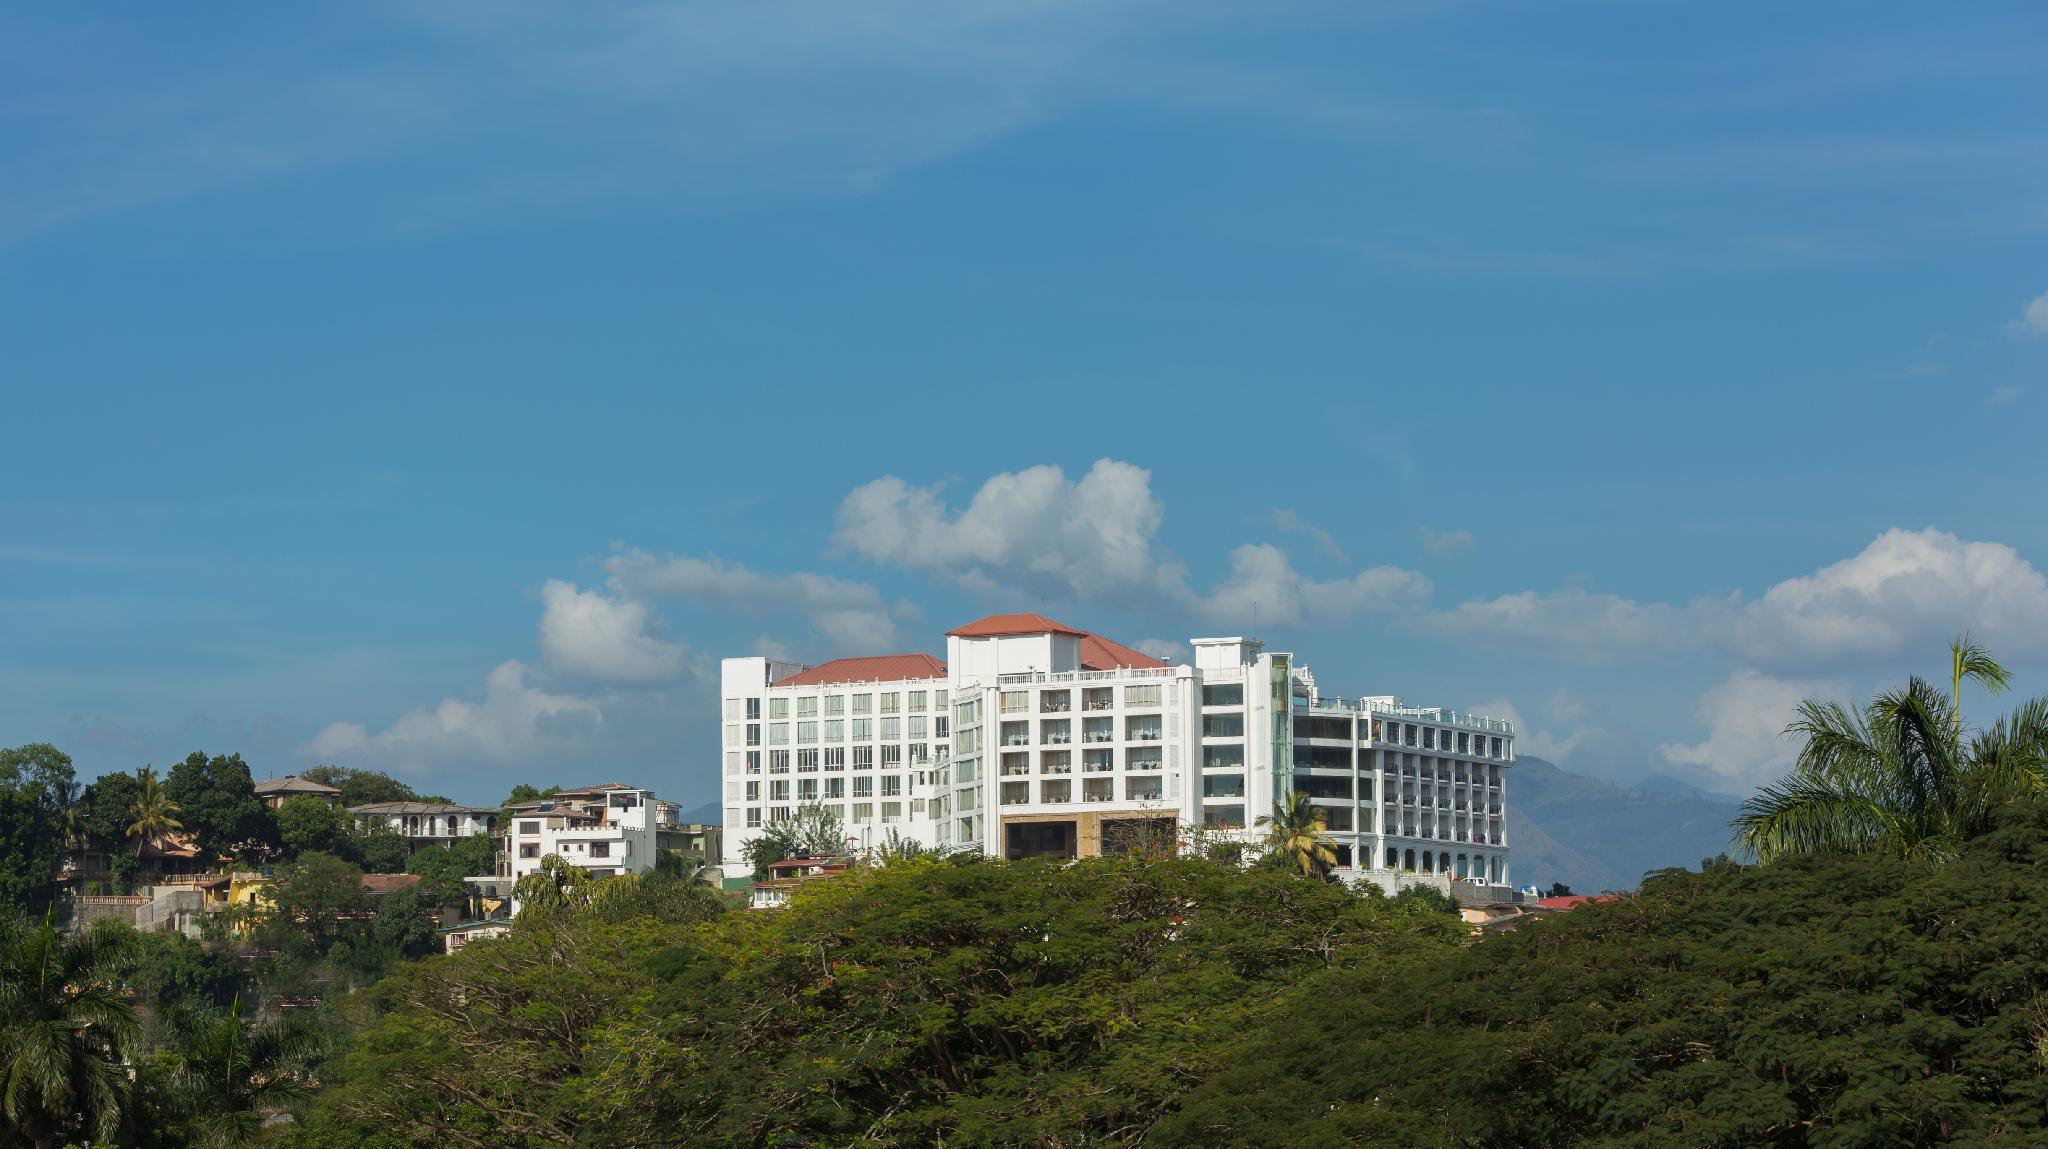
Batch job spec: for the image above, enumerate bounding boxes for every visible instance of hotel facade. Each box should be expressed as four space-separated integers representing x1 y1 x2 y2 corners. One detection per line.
720 614 1514 888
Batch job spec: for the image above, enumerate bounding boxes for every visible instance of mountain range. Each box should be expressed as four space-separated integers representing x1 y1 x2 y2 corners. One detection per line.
1507 756 1746 893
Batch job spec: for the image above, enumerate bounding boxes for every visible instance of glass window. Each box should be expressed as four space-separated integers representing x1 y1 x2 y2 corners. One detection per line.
853 777 873 798
769 697 789 719
745 723 761 746
882 744 902 768
881 717 901 740
1126 684 1162 707
935 689 949 709
1202 713 1245 738
880 692 900 714
1422 727 1435 750
852 802 873 823
936 716 950 738
745 781 759 801
724 698 742 720
747 807 762 828
882 775 902 797
852 718 873 740
824 747 845 770
797 696 818 717
853 746 873 769
770 780 790 801
825 719 844 742
825 695 845 717
824 778 844 799
769 751 790 773
745 751 760 775
909 715 928 739
745 698 761 720
1001 690 1028 714
797 721 818 743
797 749 818 771
1203 744 1245 769
1202 683 1244 707
769 723 790 745
853 693 872 714
908 690 927 711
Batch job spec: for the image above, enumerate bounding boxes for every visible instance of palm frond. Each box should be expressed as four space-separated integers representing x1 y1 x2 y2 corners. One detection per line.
1953 633 2013 697
1734 776 1907 863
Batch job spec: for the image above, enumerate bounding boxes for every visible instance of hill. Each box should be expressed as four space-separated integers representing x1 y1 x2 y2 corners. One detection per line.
1507 756 1743 893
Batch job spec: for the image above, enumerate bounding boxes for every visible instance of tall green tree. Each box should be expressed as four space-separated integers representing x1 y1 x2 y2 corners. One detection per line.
77 769 141 849
157 996 322 1149
0 913 139 1149
1256 792 1338 880
165 751 278 861
276 794 346 859
0 745 76 913
1736 638 2048 863
301 766 446 807
126 766 185 858
0 744 76 818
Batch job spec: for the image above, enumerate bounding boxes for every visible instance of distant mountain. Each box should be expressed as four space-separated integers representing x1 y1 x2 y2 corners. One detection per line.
676 801 722 825
1508 757 1743 894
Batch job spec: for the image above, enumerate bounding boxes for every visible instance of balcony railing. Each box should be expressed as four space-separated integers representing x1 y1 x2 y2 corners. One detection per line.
996 667 1176 686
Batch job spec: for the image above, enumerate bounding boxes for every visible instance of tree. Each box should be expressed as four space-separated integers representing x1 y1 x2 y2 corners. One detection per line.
502 783 559 806
126 766 185 857
741 804 847 879
405 833 497 899
345 823 411 874
157 996 322 1149
256 852 371 959
0 912 139 1149
301 766 445 807
276 794 347 859
77 770 141 849
1735 638 2048 863
165 751 277 860
1255 792 1337 880
0 745 76 913
1545 882 1574 898
0 744 76 817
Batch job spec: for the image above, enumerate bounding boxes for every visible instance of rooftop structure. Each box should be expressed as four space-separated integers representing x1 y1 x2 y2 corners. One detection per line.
720 613 1516 889
253 775 343 808
350 802 497 853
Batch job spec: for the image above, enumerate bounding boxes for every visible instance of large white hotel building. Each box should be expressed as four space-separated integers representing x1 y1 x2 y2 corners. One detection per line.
720 613 1514 888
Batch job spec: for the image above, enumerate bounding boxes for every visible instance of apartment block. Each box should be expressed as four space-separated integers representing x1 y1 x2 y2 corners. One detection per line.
721 613 1514 888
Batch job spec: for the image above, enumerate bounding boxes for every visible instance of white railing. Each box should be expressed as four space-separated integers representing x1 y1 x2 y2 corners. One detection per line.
996 667 1177 686
1307 697 1516 736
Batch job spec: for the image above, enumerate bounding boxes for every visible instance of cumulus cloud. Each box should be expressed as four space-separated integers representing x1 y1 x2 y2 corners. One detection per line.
605 550 901 651
1133 638 1190 663
833 459 1179 603
307 660 602 767
1420 527 1474 558
1659 670 1845 790
1426 528 2048 668
2011 290 2048 336
1197 544 1431 629
538 579 688 682
1272 509 1348 565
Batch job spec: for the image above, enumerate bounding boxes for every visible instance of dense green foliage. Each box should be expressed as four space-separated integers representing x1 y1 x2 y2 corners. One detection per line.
164 752 278 861
0 744 76 912
0 912 137 1148
302 766 449 808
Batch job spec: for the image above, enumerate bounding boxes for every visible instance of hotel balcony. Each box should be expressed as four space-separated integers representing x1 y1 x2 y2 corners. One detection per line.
1000 753 1031 778
1041 690 1072 713
1000 782 1030 806
1083 749 1115 773
1125 779 1163 801
1000 721 1030 746
1127 749 1163 772
1082 778 1115 803
1083 717 1115 742
1041 719 1072 745
1125 720 1162 741
1083 688 1115 711
1041 750 1072 775
1041 780 1072 804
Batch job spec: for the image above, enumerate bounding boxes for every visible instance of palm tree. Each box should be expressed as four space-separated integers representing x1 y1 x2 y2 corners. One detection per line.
1735 638 2048 863
126 765 184 858
1257 792 1339 880
0 911 139 1149
160 996 322 1149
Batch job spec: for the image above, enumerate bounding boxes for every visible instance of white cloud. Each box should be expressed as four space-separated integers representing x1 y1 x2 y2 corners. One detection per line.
1272 509 1348 565
1133 638 1189 663
1197 543 1430 629
1471 695 1598 765
1420 527 1474 558
1426 528 2048 668
307 660 602 767
1659 670 1844 790
1989 385 2024 407
2011 290 2048 336
1730 528 2048 665
605 550 901 651
538 579 687 683
833 458 1180 604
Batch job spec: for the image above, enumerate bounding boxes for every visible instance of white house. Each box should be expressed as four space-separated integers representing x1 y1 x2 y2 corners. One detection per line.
350 802 497 851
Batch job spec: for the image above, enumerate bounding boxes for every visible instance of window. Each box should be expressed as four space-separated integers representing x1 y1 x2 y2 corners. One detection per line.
909 715 928 739
520 844 539 858
881 801 902 823
825 695 845 717
824 778 844 799
797 721 818 743
910 742 928 764
852 776 873 798
745 750 761 775
1404 724 1418 747
1490 737 1503 758
590 841 610 858
882 775 902 797
1457 731 1470 755
745 698 761 720
881 692 900 714
881 717 901 739
798 779 818 801
769 751 790 773
797 696 818 717
770 780 790 801
853 746 873 769
1202 683 1244 707
882 744 902 768
797 749 818 772
852 802 874 823
770 806 792 823
824 747 845 770
769 722 790 745
1293 773 1353 799
852 718 873 740
745 723 761 746
853 693 872 714
769 697 789 719
908 690 927 711
724 750 741 775
1126 684 1162 707
1422 727 1436 750
936 716 950 738
825 719 844 741
1202 713 1245 738
745 781 759 801
1001 690 1028 714
1203 744 1245 769
519 821 540 835
724 697 742 721
747 807 762 828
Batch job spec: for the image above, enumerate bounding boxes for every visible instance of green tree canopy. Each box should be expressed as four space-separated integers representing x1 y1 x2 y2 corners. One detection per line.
302 766 447 807
164 751 277 861
403 833 496 898
76 769 141 849
0 912 139 1149
276 794 347 859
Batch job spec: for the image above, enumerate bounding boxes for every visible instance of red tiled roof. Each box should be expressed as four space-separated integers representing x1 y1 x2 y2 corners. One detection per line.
772 654 948 687
1079 632 1168 670
946 613 1087 638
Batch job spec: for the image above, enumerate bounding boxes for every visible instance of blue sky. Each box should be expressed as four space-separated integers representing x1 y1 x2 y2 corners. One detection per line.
5 1 2047 807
